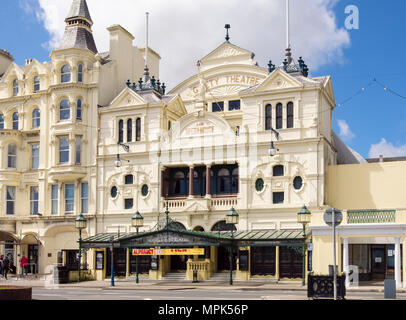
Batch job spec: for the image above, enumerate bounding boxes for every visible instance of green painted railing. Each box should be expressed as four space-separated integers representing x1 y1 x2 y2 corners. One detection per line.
347 210 396 224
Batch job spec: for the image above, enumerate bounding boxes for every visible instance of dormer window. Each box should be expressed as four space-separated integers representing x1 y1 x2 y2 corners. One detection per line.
61 64 71 83
33 76 40 92
12 79 18 96
78 64 83 83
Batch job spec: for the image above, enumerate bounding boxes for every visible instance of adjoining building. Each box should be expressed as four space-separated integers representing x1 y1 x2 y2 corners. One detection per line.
0 0 404 286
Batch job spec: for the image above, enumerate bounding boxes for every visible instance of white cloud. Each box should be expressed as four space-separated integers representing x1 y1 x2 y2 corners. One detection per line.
368 139 406 158
337 119 355 141
23 0 350 89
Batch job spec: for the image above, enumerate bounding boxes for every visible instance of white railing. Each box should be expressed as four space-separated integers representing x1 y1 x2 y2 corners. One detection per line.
164 199 186 209
211 197 237 208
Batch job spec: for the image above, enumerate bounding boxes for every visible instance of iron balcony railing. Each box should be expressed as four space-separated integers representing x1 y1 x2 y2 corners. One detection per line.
347 210 396 224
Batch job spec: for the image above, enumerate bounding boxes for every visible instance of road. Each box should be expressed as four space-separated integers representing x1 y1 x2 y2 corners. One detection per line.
32 287 406 300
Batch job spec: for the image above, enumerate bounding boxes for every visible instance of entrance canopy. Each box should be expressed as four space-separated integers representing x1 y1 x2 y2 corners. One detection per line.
81 219 307 249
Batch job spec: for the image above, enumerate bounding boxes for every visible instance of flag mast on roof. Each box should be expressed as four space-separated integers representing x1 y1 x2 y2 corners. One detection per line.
143 12 150 84
285 0 293 64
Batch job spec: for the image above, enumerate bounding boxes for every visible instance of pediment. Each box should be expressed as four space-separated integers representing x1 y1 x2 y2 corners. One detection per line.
201 42 253 63
2 63 24 81
166 95 188 117
24 60 47 77
109 87 147 108
178 111 234 137
253 69 303 92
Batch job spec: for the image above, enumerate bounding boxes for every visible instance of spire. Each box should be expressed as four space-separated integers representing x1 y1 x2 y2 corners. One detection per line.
58 0 98 54
285 0 293 64
143 12 151 84
66 0 93 24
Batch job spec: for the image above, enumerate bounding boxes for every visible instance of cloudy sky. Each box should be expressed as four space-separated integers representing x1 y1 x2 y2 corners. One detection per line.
4 0 406 159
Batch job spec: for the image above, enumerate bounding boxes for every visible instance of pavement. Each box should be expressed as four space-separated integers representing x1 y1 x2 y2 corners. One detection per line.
0 276 404 293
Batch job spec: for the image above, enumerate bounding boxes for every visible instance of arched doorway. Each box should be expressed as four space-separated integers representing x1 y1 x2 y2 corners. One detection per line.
0 231 18 274
193 226 205 232
21 234 41 274
211 221 237 272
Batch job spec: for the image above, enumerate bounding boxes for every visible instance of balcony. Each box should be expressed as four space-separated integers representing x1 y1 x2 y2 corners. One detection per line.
163 196 238 213
49 165 87 182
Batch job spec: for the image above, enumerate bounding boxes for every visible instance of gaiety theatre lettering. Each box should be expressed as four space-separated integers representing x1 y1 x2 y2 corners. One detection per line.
192 74 260 94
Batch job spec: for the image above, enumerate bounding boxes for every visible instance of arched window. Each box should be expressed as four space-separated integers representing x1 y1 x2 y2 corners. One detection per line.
61 64 71 83
276 103 283 129
60 99 70 121
136 118 141 141
273 165 284 177
33 76 40 92
231 167 239 193
12 79 18 96
171 170 189 196
125 175 134 185
287 102 294 128
76 99 82 120
211 220 237 232
7 144 17 168
12 112 19 130
127 119 132 142
118 120 124 143
193 168 206 197
0 114 4 129
265 104 272 130
77 64 83 83
32 108 40 128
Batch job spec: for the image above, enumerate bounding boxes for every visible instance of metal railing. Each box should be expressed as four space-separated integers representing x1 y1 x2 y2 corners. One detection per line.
347 210 396 224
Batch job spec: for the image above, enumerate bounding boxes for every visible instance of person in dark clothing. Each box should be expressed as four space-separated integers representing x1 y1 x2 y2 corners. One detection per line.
0 255 3 277
3 256 9 280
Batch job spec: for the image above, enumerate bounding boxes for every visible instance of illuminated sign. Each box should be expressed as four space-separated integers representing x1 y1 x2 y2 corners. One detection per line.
132 248 205 256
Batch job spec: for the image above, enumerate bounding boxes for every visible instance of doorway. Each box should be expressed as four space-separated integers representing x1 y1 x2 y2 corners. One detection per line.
28 245 39 274
106 248 127 277
279 246 303 279
250 247 276 276
170 255 187 271
371 245 386 280
217 246 236 272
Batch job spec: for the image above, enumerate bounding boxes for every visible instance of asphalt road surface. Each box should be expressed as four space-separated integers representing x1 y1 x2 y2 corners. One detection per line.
32 287 406 300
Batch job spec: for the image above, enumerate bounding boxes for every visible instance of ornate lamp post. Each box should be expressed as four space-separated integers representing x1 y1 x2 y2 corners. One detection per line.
268 128 280 157
75 213 87 283
226 207 239 286
297 205 311 286
131 211 144 284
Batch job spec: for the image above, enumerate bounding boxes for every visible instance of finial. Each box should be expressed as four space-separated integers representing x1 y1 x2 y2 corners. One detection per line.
268 60 276 73
157 79 161 92
138 78 143 90
162 83 166 95
151 76 156 89
225 24 231 42
131 82 136 90
283 59 288 72
126 79 131 87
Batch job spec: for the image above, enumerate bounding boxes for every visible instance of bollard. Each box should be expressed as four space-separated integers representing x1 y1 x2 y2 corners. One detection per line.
384 279 396 299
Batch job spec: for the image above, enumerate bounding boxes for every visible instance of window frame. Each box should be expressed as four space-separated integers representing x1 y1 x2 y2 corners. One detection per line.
32 108 40 128
75 136 82 165
59 137 70 164
81 182 88 214
273 165 284 177
12 79 18 96
76 99 82 121
276 103 283 130
135 118 141 142
228 100 241 111
30 186 39 216
127 119 133 142
7 144 17 169
12 112 19 130
0 114 4 129
33 76 40 92
287 102 294 129
265 104 272 130
64 184 75 214
31 143 40 169
118 119 124 143
51 184 58 215
212 101 224 112
273 192 284 204
77 63 83 83
6 186 16 215
60 99 71 121
61 64 71 83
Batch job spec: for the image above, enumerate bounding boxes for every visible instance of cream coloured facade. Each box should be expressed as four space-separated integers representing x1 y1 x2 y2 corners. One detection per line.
1 0 404 286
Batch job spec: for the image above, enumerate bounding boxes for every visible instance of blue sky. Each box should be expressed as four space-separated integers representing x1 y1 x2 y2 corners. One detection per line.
1 0 406 159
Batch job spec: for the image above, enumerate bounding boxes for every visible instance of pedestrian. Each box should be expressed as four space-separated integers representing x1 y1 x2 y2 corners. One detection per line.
20 255 28 276
0 255 3 278
3 256 9 280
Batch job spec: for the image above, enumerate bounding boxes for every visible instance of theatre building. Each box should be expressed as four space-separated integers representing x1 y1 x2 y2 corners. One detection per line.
2 0 405 286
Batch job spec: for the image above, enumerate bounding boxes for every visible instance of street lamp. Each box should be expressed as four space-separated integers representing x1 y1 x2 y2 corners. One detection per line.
268 128 280 157
131 211 144 284
226 207 239 285
75 213 87 283
115 142 130 168
297 205 311 286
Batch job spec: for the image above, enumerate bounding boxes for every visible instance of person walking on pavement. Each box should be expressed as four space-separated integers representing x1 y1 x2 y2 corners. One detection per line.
3 256 9 280
20 256 28 277
0 255 3 278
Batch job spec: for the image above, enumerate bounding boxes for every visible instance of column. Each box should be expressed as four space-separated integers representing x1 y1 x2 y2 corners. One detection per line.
205 165 211 198
343 238 349 287
275 246 280 280
188 166 194 198
395 237 401 288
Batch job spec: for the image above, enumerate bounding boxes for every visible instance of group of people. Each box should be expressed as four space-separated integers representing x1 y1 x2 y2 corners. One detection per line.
0 255 29 280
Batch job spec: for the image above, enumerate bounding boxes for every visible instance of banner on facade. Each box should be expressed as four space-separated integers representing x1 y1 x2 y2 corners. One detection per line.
132 248 205 256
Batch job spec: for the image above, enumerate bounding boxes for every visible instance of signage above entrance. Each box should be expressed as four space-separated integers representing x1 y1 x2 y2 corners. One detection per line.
132 248 205 256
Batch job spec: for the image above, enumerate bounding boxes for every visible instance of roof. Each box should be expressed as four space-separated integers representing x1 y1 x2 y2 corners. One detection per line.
331 131 367 165
58 26 98 54
367 157 406 163
66 0 93 23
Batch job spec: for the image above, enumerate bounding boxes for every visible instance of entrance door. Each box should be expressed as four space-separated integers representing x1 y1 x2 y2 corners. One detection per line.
106 248 127 277
279 246 303 279
170 255 187 271
250 247 276 276
371 245 386 280
217 246 236 272
28 245 39 274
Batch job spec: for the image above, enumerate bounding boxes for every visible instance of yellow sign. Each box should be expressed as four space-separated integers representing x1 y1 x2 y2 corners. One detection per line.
132 248 205 256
